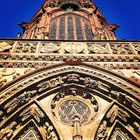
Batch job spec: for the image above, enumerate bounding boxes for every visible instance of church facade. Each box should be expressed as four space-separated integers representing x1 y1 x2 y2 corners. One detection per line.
0 0 140 139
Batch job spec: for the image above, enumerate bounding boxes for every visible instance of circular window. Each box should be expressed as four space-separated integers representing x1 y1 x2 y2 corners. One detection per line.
51 89 99 126
58 99 90 125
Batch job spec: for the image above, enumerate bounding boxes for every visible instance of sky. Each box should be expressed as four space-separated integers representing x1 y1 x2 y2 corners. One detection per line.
0 0 140 40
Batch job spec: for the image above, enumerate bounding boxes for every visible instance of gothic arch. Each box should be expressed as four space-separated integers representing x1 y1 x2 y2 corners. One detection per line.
0 63 139 139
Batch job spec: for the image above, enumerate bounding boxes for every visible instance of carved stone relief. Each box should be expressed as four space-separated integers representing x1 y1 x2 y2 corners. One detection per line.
58 99 91 125
63 42 86 54
20 105 45 123
94 27 107 40
13 42 37 53
0 64 139 139
0 121 18 140
132 43 140 54
110 128 133 140
95 103 139 140
110 43 133 54
0 68 35 88
0 41 13 52
87 43 110 54
4 90 37 113
20 129 39 140
40 42 61 53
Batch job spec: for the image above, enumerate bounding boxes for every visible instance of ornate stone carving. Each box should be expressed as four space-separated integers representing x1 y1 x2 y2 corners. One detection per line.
94 27 107 40
0 121 17 139
132 43 140 54
20 106 45 122
40 42 61 53
118 108 130 122
20 129 39 140
43 122 58 140
13 42 37 53
37 76 64 92
133 122 140 135
106 105 119 123
110 128 132 140
0 41 13 52
110 44 133 54
64 42 86 54
0 68 22 88
14 122 43 140
4 90 37 113
95 121 108 140
88 43 110 54
0 78 7 88
0 68 16 76
58 99 91 125
66 74 80 82
80 77 97 87
51 89 99 126
110 91 140 113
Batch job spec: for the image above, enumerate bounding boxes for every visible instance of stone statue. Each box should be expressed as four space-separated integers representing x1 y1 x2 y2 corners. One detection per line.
0 121 17 140
43 122 58 140
94 27 107 40
96 121 108 139
118 108 130 122
106 105 119 123
4 90 37 113
20 106 44 122
125 95 140 112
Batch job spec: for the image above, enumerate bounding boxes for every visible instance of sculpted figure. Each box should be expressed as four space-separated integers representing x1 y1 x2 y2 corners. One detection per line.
97 81 110 92
106 105 119 123
43 122 57 140
96 121 108 140
94 27 107 40
0 79 7 87
0 121 17 140
110 91 121 99
20 106 44 122
118 108 130 122
82 77 97 87
4 90 37 113
125 95 140 112
112 44 130 54
67 74 80 82
134 122 140 134
0 110 3 120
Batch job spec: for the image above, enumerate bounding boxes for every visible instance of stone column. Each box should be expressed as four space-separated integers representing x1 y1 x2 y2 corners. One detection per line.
73 117 83 140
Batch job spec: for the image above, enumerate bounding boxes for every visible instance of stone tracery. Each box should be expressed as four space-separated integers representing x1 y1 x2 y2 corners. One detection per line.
0 64 139 139
0 0 140 139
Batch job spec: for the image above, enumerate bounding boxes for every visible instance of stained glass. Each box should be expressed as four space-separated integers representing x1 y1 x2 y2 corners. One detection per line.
76 17 83 40
59 17 65 40
49 24 57 40
85 24 93 40
49 14 94 40
68 15 74 40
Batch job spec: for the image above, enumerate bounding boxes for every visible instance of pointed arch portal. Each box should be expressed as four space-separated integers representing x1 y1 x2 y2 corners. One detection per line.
0 63 139 140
